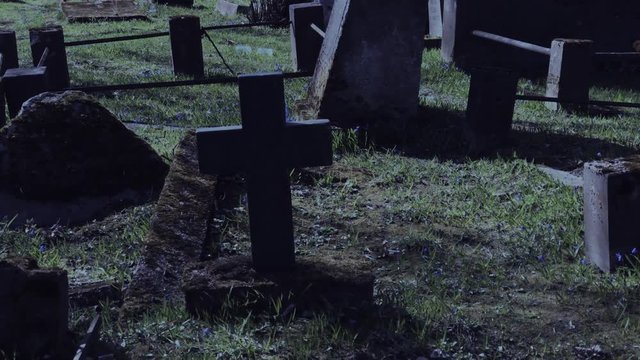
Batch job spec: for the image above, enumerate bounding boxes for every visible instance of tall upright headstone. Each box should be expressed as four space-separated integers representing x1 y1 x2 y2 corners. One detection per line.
307 0 428 144
427 0 443 38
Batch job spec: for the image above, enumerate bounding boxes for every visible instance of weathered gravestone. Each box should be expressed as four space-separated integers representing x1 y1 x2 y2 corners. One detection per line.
0 257 72 360
197 72 333 272
306 0 428 144
0 91 169 226
584 156 640 272
121 131 220 317
290 2 326 72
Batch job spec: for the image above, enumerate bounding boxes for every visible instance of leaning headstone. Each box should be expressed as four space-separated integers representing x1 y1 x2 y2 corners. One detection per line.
0 257 72 359
584 156 640 272
197 72 333 272
121 131 219 317
0 91 169 226
306 0 428 144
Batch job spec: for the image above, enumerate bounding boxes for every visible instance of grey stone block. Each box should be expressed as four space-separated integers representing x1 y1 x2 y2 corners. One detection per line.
584 157 640 272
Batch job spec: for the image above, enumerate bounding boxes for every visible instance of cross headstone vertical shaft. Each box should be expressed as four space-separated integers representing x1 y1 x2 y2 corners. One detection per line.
197 72 333 272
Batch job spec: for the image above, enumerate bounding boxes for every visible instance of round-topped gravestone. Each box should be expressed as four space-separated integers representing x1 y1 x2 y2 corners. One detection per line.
0 91 169 226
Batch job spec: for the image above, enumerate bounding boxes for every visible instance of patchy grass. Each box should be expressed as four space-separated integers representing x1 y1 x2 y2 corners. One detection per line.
2 0 640 358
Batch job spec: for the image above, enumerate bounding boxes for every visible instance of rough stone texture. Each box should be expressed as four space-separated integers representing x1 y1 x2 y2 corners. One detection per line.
183 253 374 317
584 156 640 272
545 39 594 111
121 132 218 317
0 257 72 360
306 0 428 144
442 0 640 75
0 91 169 226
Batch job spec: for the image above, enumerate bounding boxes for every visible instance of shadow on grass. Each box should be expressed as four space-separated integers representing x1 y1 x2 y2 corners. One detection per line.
400 106 637 170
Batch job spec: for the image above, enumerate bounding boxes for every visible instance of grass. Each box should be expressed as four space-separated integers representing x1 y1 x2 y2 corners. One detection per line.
2 0 640 358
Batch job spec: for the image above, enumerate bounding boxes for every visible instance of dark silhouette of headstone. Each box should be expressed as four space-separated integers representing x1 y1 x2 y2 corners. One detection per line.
545 39 593 111
465 67 518 152
197 72 332 272
169 15 205 78
0 30 19 75
2 66 49 118
0 257 71 360
290 2 325 72
29 26 70 90
584 157 640 272
306 0 428 144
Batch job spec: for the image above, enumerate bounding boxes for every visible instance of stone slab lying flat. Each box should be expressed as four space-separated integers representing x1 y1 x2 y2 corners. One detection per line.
61 0 149 22
183 253 374 317
121 132 218 317
584 156 640 272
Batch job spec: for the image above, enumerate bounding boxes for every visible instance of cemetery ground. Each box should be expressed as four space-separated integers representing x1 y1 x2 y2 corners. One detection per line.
2 1 640 359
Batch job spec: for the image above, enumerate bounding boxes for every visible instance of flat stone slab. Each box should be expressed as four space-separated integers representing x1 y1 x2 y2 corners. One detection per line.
183 253 374 317
61 0 149 22
121 132 218 317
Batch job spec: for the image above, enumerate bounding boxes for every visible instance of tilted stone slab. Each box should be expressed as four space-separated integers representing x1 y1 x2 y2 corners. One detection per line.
306 0 428 144
121 132 218 317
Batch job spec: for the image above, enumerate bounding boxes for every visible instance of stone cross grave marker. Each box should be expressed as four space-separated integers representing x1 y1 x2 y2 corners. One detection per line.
197 72 333 272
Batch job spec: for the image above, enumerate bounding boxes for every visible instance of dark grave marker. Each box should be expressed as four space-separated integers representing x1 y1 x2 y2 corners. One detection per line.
2 67 48 118
169 15 205 78
584 157 640 272
197 72 332 272
465 67 518 152
306 0 428 144
290 2 325 72
29 26 70 90
0 257 71 359
545 39 593 111
0 30 19 74
61 0 149 23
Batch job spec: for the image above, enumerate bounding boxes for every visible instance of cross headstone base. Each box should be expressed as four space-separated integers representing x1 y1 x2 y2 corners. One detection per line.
183 254 374 317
